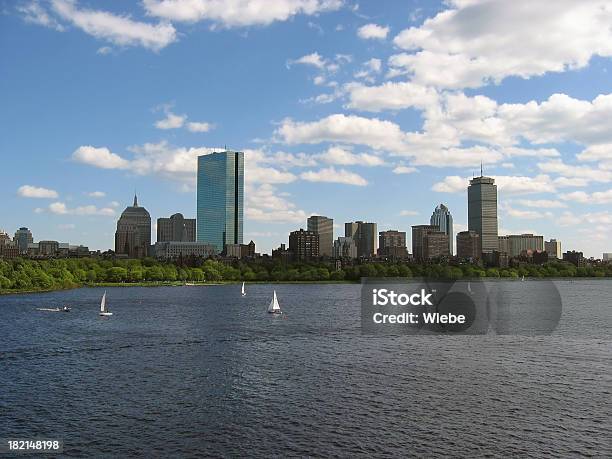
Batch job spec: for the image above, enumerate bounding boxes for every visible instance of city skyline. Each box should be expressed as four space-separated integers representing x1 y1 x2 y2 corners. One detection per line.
2 1 611 257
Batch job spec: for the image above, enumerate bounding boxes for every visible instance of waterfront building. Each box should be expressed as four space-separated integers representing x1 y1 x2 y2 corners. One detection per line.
307 216 333 257
154 241 216 260
468 174 498 253
14 227 33 254
412 225 450 260
498 234 544 258
0 233 19 259
545 239 562 259
224 241 255 259
333 236 358 259
563 250 585 267
456 230 481 260
378 230 408 259
197 151 244 253
39 240 59 256
272 243 293 264
603 253 612 262
157 213 196 242
345 221 377 257
430 204 454 254
289 229 319 261
115 195 151 259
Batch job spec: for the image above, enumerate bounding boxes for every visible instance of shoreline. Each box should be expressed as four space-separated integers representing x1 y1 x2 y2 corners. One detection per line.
1 277 610 296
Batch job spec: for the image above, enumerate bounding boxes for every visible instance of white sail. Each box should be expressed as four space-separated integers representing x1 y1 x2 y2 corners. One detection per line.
241 282 246 296
100 291 106 313
268 290 281 313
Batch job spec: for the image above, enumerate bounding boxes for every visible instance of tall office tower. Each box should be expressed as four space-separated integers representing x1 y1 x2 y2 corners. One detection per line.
456 230 481 260
157 213 196 242
468 174 498 253
430 204 454 255
115 195 151 259
289 229 319 261
197 151 244 253
545 239 562 259
345 221 377 257
14 227 33 254
307 216 333 257
412 225 450 260
378 230 408 259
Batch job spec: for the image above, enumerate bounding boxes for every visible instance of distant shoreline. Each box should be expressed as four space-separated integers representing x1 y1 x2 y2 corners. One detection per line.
1 277 610 296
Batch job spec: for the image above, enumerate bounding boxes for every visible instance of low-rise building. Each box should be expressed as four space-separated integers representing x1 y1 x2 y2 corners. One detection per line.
378 230 408 259
412 225 450 260
154 241 216 260
456 230 481 260
333 236 358 259
563 250 585 267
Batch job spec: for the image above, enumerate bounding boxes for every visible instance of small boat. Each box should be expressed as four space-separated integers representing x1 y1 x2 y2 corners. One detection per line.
267 290 282 314
36 307 61 312
521 275 525 281
62 306 71 312
241 281 246 297
99 291 113 316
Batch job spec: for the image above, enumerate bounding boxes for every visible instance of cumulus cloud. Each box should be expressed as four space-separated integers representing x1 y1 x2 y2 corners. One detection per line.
357 23 389 40
51 0 177 51
432 175 556 194
49 201 115 216
155 111 186 129
515 199 567 209
17 1 65 31
143 0 342 27
72 146 130 169
17 185 59 199
86 191 106 198
538 159 612 183
316 146 384 166
300 167 368 186
393 166 417 174
346 81 438 112
246 183 308 223
561 189 612 205
391 0 612 89
187 121 213 132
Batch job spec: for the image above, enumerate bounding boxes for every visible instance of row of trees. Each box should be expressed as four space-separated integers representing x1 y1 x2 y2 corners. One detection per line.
0 257 610 292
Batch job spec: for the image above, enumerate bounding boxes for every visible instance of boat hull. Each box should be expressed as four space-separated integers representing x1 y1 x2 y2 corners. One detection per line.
99 312 113 316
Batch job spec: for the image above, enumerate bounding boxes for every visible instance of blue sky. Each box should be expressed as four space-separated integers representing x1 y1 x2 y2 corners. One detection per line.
1 0 611 257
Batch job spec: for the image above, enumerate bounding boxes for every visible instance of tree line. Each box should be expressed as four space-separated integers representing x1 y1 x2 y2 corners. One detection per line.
0 257 610 293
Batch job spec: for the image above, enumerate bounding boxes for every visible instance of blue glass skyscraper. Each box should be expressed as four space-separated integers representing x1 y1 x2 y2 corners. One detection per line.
197 151 244 253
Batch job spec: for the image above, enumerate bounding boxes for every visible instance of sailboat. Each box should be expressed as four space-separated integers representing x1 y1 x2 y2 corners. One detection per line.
521 275 525 282
241 282 246 297
99 291 113 316
267 290 282 314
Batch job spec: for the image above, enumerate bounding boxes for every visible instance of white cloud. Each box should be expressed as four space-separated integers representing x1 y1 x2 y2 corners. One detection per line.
399 210 419 216
288 52 327 69
155 111 186 129
346 81 438 112
516 199 567 209
432 175 556 194
561 189 612 204
96 46 112 55
538 159 612 183
246 183 307 223
51 0 177 51
18 185 59 199
72 145 130 169
558 211 612 227
143 0 342 27
502 204 553 220
87 191 106 198
300 167 368 186
316 146 384 166
354 58 382 82
357 23 389 40
392 0 612 89
187 121 213 132
392 166 417 174
576 143 612 162
17 1 65 31
49 201 115 216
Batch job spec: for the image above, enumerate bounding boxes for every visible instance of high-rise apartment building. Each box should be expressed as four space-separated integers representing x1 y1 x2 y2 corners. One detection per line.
468 175 498 253
115 195 151 259
430 204 453 254
197 151 244 253
456 230 482 260
412 225 450 260
378 230 408 259
307 216 333 257
345 221 377 257
289 229 319 261
545 239 562 259
157 213 196 242
14 227 33 254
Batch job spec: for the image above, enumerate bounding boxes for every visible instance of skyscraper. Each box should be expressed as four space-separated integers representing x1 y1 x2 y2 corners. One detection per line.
197 151 244 253
468 174 498 253
345 221 377 257
115 195 151 259
157 213 196 242
430 204 453 254
14 227 33 254
307 215 333 257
